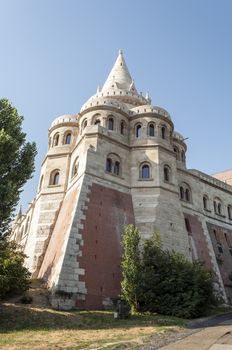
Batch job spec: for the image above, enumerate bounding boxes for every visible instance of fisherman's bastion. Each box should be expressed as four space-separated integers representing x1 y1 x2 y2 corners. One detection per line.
10 50 232 310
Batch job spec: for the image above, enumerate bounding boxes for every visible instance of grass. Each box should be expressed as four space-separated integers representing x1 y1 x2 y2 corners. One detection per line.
0 303 186 350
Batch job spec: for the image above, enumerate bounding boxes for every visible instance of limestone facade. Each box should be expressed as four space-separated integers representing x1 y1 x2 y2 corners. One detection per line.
10 50 232 309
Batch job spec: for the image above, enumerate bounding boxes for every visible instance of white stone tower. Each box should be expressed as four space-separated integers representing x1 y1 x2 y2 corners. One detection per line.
12 50 232 309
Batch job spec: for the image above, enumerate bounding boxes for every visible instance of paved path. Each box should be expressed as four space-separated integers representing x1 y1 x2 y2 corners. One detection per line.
133 313 232 350
159 314 232 350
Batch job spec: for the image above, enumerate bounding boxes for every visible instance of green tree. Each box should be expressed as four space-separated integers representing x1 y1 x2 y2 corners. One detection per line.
121 224 141 312
121 227 217 318
0 98 37 237
0 240 30 299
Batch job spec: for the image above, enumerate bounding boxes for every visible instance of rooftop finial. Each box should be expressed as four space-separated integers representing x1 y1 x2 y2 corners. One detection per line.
119 48 123 55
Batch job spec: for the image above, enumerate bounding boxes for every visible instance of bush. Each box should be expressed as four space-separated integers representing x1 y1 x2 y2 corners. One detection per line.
121 226 217 318
0 240 31 299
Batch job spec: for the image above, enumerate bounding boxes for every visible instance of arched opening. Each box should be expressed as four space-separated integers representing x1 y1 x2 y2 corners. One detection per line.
161 126 166 139
180 186 184 200
141 164 150 179
105 153 121 176
136 124 142 138
65 133 71 145
203 195 208 210
120 121 126 135
173 146 180 160
53 172 60 185
95 119 100 125
218 202 222 215
214 201 217 213
106 158 112 172
180 182 192 203
50 170 60 186
53 133 59 147
82 119 87 130
148 123 155 137
185 189 190 202
108 117 114 131
114 161 120 175
214 198 223 215
72 157 79 178
228 205 232 220
164 165 170 182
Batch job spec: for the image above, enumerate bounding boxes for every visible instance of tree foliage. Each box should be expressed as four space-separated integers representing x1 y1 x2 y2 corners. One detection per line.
0 98 37 237
121 225 217 318
0 240 31 299
121 224 141 312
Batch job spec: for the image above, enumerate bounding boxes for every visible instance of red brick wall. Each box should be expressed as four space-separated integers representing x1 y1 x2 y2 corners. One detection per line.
184 213 213 270
77 183 135 309
206 222 232 302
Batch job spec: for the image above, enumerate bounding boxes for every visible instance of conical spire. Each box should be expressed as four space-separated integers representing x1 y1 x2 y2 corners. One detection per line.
101 49 138 94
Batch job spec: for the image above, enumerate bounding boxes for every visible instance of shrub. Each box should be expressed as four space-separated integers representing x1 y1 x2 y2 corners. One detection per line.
121 226 217 318
0 240 31 299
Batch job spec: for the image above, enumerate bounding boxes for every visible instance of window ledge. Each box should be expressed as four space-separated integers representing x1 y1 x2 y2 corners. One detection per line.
138 178 154 181
48 184 62 188
105 171 123 179
180 198 192 204
204 208 211 213
215 213 226 218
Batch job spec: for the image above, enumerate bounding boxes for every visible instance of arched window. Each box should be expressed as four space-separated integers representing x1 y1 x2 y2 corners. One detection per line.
161 126 166 139
106 158 112 172
108 117 114 131
214 201 217 213
72 157 79 178
164 165 171 182
180 186 184 200
214 197 223 215
114 161 120 175
203 195 209 210
136 124 142 138
228 205 232 220
64 133 71 145
106 153 121 176
50 170 60 185
82 119 87 130
53 133 59 147
92 113 101 125
120 120 126 135
148 123 155 137
185 189 190 202
141 164 150 179
173 146 180 160
53 172 59 185
179 182 192 203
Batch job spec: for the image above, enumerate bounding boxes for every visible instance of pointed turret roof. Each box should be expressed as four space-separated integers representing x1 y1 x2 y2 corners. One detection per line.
80 49 151 112
101 49 138 94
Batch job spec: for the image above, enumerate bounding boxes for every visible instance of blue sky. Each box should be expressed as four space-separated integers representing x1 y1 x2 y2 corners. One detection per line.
0 0 232 210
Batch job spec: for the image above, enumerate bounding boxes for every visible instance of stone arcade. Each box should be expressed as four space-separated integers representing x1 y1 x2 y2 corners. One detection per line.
11 50 232 309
